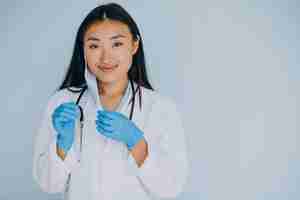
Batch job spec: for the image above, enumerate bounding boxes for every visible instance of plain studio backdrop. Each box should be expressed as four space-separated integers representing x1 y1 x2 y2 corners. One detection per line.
0 0 299 199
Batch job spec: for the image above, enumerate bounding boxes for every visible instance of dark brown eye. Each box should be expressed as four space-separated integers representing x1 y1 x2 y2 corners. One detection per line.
89 44 98 49
113 42 123 48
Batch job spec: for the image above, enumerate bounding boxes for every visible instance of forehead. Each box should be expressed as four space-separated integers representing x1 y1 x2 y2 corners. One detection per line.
84 20 132 40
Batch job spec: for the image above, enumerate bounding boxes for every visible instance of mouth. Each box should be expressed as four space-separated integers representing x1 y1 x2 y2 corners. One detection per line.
99 64 118 72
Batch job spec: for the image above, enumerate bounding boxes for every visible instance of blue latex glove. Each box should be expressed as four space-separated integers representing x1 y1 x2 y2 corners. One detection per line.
95 110 144 150
52 102 81 153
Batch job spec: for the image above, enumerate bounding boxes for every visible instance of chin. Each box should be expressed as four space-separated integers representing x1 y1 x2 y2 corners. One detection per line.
97 76 118 84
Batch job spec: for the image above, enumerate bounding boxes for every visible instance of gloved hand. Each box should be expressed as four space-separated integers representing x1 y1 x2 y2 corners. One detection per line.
52 102 81 153
95 110 144 150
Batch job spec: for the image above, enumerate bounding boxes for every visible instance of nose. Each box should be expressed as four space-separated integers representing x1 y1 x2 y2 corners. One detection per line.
101 47 113 64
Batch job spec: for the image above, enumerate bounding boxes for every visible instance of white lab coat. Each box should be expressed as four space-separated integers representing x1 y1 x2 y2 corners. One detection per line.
33 67 189 200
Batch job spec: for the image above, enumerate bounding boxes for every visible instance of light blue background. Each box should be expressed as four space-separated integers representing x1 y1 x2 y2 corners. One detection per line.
0 0 299 199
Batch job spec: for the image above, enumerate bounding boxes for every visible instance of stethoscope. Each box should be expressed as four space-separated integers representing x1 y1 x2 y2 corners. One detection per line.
73 78 139 154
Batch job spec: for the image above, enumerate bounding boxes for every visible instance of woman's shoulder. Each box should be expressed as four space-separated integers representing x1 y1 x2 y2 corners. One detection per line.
141 86 178 111
141 87 183 126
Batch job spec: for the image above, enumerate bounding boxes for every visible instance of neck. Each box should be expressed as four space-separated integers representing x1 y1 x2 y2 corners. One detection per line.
97 77 129 98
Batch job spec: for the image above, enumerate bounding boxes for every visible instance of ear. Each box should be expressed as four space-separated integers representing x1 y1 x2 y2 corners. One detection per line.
131 38 139 56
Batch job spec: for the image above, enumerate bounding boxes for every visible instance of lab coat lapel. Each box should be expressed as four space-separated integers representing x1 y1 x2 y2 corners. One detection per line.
84 65 133 113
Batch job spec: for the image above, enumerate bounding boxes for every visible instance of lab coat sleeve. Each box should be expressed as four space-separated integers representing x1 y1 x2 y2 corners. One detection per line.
127 96 189 198
32 92 80 193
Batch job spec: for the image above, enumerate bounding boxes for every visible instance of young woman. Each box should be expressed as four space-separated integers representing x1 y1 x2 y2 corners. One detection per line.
33 3 188 200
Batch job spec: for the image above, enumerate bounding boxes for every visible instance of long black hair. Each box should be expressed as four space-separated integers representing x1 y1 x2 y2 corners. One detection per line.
56 3 154 119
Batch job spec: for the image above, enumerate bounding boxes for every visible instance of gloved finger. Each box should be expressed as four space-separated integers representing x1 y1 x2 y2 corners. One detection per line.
97 112 113 121
109 111 125 118
53 107 70 118
59 122 75 136
96 124 105 134
97 112 112 122
52 112 69 124
59 105 79 115
53 117 70 126
54 112 77 121
54 108 78 119
63 120 75 128
95 119 111 128
99 123 114 133
97 111 114 120
103 110 127 121
56 103 80 116
55 114 76 123
60 109 80 119
97 123 114 134
61 102 78 108
60 105 81 116
96 114 114 127
96 124 113 137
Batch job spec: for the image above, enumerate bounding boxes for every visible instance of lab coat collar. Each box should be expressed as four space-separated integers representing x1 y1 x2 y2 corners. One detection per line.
84 66 133 112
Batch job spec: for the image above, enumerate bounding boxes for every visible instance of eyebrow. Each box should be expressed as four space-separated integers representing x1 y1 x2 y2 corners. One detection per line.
86 34 126 42
86 36 100 42
110 34 126 40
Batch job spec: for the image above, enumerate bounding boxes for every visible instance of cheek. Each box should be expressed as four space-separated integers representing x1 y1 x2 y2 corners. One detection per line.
116 50 133 69
86 51 101 69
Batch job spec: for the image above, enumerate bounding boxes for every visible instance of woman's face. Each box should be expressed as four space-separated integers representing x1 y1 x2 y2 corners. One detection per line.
83 19 139 84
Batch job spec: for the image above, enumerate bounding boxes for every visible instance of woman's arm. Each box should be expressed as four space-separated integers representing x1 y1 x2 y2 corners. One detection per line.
57 145 66 160
127 97 189 199
33 93 80 193
129 139 148 167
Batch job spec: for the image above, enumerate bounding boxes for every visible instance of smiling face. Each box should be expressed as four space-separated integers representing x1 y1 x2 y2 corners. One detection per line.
83 19 139 85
